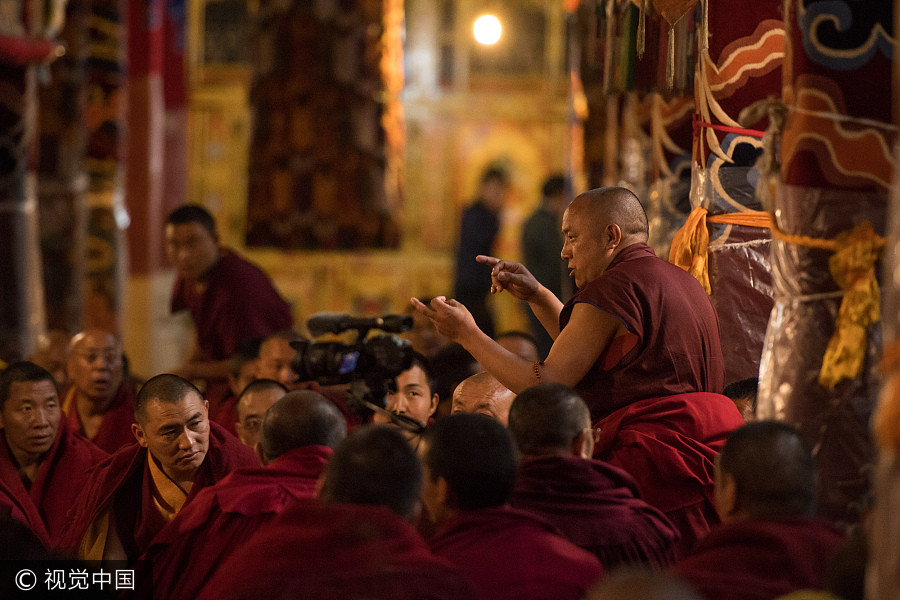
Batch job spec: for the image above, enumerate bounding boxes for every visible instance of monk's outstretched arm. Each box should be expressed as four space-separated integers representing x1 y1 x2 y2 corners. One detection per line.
411 297 617 394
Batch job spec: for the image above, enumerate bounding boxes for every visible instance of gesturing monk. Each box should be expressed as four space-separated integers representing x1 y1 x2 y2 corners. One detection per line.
60 374 257 561
413 186 742 555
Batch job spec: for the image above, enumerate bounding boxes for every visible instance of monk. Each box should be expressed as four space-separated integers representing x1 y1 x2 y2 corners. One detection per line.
450 371 515 426
62 329 137 453
508 383 679 568
143 390 346 600
234 379 288 450
209 337 262 437
413 186 741 554
59 373 257 561
671 421 845 599
256 331 304 389
422 413 603 600
197 425 478 600
0 362 107 548
166 204 293 409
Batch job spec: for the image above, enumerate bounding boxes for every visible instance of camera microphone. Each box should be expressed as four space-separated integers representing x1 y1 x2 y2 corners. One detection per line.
307 312 413 337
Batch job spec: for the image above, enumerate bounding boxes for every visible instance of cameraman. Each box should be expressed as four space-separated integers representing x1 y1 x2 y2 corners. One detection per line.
372 352 438 447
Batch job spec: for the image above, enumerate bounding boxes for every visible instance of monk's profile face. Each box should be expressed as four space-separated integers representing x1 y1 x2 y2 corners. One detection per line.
235 387 285 449
451 376 514 426
67 329 123 403
256 338 299 388
133 392 210 481
561 199 612 288
165 221 220 281
0 379 61 466
375 365 438 433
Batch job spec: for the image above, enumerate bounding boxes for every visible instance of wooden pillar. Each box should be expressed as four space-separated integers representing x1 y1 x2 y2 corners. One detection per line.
758 0 894 525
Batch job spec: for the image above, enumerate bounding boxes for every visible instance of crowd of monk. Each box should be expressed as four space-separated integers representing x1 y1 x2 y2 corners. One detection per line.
0 189 862 599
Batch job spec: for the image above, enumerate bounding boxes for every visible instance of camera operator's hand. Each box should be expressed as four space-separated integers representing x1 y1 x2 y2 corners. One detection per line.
410 296 479 344
476 255 540 301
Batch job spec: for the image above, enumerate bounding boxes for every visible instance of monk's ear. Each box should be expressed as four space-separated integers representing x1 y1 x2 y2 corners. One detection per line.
427 393 439 418
572 429 594 459
132 423 149 448
606 224 623 248
715 472 739 521
255 442 268 465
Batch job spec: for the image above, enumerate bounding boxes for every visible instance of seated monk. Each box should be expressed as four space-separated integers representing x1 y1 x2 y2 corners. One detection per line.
143 390 347 600
508 383 679 569
62 329 138 453
234 379 288 451
210 337 262 437
0 362 107 548
671 421 845 600
422 413 603 600
59 373 257 562
371 351 438 449
412 187 740 555
196 425 478 600
450 371 515 426
256 331 305 389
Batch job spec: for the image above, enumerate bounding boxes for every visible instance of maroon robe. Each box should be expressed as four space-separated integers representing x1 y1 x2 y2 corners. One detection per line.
196 500 479 600
61 382 138 454
171 249 293 401
142 445 333 600
594 392 745 558
59 421 257 561
429 506 604 600
0 418 107 548
208 392 239 438
671 518 845 600
559 242 725 421
510 454 679 568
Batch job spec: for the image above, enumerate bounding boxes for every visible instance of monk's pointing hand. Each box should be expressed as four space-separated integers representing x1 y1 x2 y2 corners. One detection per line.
476 255 540 301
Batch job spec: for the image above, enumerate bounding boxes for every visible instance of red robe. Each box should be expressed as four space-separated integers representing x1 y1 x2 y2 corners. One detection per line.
559 242 725 421
196 500 480 600
61 382 138 454
171 249 293 402
208 392 239 438
0 418 107 548
58 421 257 561
142 445 333 600
594 392 745 558
510 454 679 569
671 518 845 600
429 506 604 600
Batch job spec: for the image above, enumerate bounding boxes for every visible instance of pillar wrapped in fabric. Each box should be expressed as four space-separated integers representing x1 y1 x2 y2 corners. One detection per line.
758 0 895 525
692 0 782 385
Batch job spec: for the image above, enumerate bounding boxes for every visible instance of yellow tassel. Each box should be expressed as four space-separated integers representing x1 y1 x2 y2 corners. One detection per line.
818 221 882 388
668 206 711 294
666 24 675 90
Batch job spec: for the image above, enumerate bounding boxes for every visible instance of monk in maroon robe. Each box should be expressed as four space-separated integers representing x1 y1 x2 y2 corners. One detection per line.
143 390 346 600
422 414 603 600
198 424 478 599
0 362 107 548
166 205 293 407
412 187 732 555
508 384 679 568
671 421 845 599
59 374 257 562
62 329 137 453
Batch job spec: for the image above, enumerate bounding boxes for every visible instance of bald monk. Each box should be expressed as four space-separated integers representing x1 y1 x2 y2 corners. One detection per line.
60 373 257 561
234 379 288 450
508 383 678 569
62 329 138 453
197 425 478 600
671 421 844 600
422 413 603 600
413 186 741 554
451 371 515 426
143 390 346 600
0 362 107 547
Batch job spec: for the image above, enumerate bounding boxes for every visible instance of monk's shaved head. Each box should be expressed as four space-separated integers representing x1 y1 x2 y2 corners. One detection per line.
571 187 649 242
508 383 590 456
260 390 347 458
451 371 516 425
135 374 203 424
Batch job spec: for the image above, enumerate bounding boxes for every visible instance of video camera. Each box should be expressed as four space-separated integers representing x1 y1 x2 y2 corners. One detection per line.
290 312 416 424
